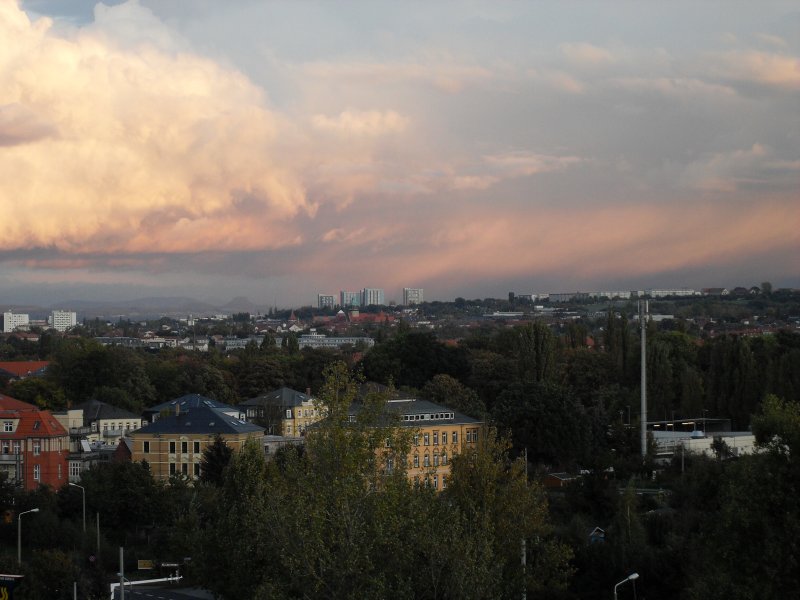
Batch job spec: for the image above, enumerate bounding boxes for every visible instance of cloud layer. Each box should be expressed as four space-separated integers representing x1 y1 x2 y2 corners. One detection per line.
1 0 798 304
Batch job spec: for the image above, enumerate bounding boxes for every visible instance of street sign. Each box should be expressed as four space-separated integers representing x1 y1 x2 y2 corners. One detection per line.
0 574 24 600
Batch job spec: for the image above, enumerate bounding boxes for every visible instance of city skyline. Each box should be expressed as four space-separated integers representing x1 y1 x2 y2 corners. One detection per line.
1 1 798 306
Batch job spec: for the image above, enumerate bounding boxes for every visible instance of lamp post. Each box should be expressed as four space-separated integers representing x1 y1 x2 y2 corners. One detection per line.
17 508 40 564
69 482 86 533
613 572 639 600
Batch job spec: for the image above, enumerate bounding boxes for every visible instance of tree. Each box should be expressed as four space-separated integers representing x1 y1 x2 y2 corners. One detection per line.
421 374 486 419
200 434 234 486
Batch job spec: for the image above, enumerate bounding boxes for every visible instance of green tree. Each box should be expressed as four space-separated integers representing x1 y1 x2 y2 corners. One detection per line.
200 434 234 486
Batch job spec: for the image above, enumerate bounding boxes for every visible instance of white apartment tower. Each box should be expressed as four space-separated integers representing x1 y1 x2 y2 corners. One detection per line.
361 288 385 306
2 311 30 333
403 288 424 305
50 310 77 332
317 294 336 310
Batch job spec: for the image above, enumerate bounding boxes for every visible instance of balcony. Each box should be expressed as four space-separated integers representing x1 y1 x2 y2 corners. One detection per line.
0 453 22 463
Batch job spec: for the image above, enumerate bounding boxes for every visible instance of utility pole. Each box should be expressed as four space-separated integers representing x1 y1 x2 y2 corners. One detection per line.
640 300 648 461
119 546 125 600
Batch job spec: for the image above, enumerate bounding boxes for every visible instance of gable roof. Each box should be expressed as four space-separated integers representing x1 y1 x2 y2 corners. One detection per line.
0 394 68 437
72 399 141 423
145 394 238 414
0 361 49 379
131 406 264 436
241 387 313 408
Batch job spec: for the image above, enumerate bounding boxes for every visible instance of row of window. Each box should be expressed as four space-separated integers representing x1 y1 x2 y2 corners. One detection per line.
142 441 203 454
402 412 454 422
413 431 458 447
169 462 201 477
1 440 42 455
412 451 449 469
414 474 447 490
30 463 62 482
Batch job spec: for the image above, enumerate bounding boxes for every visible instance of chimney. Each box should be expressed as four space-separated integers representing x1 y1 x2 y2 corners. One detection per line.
175 404 180 417
306 387 311 396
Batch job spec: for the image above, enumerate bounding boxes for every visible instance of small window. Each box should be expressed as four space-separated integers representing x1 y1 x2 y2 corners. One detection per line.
194 441 201 454
33 464 40 481
13 441 20 455
58 463 62 479
169 463 176 475
442 475 447 489
452 432 458 444
181 441 188 453
413 435 420 446
442 432 448 445
424 454 430 467
286 409 292 419
433 432 439 446
433 453 440 467
442 452 448 466
193 463 200 478
1 441 8 454
3 421 12 432
33 440 41 456
433 474 438 489
143 441 150 453
423 433 430 446
181 463 188 475
169 441 176 454
413 454 419 468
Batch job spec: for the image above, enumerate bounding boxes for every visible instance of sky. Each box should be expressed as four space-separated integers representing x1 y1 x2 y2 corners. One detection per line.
1 0 799 306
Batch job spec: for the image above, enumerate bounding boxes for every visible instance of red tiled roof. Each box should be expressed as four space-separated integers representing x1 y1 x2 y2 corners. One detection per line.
0 361 49 378
0 394 68 437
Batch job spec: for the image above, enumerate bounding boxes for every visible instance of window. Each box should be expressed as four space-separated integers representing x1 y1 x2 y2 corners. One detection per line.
69 462 80 479
286 425 292 435
58 463 62 479
413 434 420 446
442 431 448 445
452 432 458 444
433 474 438 489
169 463 176 475
194 463 200 478
181 441 188 454
424 453 430 467
194 441 201 454
169 441 176 454
286 409 292 419
1 441 8 454
386 457 394 473
143 441 150 453
433 453 440 467
12 441 20 455
413 454 419 468
3 421 12 432
442 476 447 489
442 452 448 466
433 432 439 446
33 465 40 481
423 433 430 446
33 440 41 456
181 463 188 475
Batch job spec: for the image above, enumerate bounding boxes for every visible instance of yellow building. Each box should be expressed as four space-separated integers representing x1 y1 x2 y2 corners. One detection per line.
240 387 322 436
128 406 264 481
350 397 483 491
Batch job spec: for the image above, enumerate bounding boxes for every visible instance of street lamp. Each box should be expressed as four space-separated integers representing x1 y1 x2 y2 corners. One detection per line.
69 482 86 533
613 572 639 599
17 508 39 564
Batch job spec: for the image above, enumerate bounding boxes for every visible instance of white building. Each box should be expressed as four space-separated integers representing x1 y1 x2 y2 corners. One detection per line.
362 288 385 306
340 291 361 307
50 310 77 332
298 330 375 350
317 294 336 309
2 311 30 333
403 288 424 305
645 289 700 298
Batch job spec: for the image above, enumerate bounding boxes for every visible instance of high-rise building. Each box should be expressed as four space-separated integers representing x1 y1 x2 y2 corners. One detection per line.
50 310 77 332
362 288 385 306
403 288 424 305
340 291 361 307
317 294 336 310
2 311 30 333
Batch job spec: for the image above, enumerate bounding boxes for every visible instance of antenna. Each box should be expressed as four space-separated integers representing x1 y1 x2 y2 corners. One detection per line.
640 299 648 460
